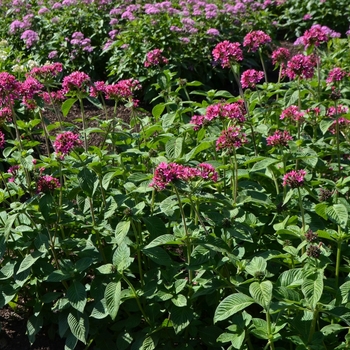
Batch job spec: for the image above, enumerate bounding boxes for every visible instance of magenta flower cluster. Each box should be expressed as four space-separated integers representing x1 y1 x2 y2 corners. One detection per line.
271 47 291 66
62 71 91 94
295 24 340 50
282 169 307 188
53 131 82 159
37 175 60 193
212 41 243 68
243 30 271 52
240 69 264 89
29 62 63 83
280 105 304 122
0 130 5 149
216 126 248 151
284 54 317 80
144 49 169 67
190 101 246 130
150 162 218 191
70 32 93 53
266 130 293 147
326 68 348 84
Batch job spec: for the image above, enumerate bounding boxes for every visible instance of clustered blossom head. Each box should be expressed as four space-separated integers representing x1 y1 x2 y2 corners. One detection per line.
104 78 141 100
144 49 169 67
271 47 290 66
295 24 340 50
212 41 243 68
150 162 218 191
190 101 246 130
7 165 20 182
266 130 293 147
89 81 106 98
326 67 348 84
29 62 63 83
62 71 91 94
20 30 39 48
243 30 271 52
329 118 350 134
53 131 82 159
37 175 60 193
216 126 248 152
282 169 307 188
41 90 65 104
284 54 317 80
0 107 12 124
0 72 21 105
326 104 349 117
0 130 5 149
70 32 93 53
280 105 304 122
20 77 44 109
240 69 264 89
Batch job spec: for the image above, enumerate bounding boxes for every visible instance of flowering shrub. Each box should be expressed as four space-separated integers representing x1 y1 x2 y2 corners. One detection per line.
1 2 350 350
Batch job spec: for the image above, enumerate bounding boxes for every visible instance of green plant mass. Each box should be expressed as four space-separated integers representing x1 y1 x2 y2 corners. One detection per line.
1 0 350 349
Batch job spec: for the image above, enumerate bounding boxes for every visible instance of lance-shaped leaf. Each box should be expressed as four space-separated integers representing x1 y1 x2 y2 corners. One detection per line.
105 281 121 321
301 271 324 310
249 281 273 310
214 293 255 323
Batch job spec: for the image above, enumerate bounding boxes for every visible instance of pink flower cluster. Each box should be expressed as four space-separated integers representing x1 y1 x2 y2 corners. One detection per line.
280 105 304 122
284 54 317 80
20 30 39 48
216 126 248 151
144 49 169 67
243 30 271 52
7 165 20 182
37 175 60 193
271 47 291 66
20 76 44 109
62 71 91 94
295 24 340 50
190 101 246 130
282 169 307 188
70 32 93 53
266 130 293 147
240 69 264 89
53 131 82 159
150 162 218 191
326 68 348 84
0 130 5 149
0 107 12 124
29 62 63 83
212 41 243 68
89 78 141 101
0 72 21 106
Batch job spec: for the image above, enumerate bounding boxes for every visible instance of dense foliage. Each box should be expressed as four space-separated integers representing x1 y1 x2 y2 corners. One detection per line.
0 1 350 349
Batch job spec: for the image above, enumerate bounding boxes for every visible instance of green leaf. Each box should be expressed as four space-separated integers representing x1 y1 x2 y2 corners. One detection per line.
277 269 304 287
141 336 156 350
142 247 174 266
251 158 279 172
75 258 93 273
78 168 96 197
315 203 328 220
283 188 294 206
90 299 108 320
301 271 324 310
96 264 114 275
144 234 181 249
17 251 43 274
326 204 348 227
165 137 183 159
27 314 43 345
249 281 273 310
245 257 267 277
67 281 86 313
185 141 212 161
340 281 350 304
115 221 130 245
67 311 89 344
319 119 334 135
62 98 78 117
113 243 133 272
171 294 187 307
171 306 193 334
105 281 121 321
214 293 255 323
65 331 78 350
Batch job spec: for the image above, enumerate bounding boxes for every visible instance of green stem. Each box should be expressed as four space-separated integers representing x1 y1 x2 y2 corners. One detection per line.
230 149 238 204
335 231 342 290
174 186 192 284
297 187 306 233
78 97 88 152
307 309 318 344
131 220 144 287
122 274 151 325
266 311 275 350
259 49 268 83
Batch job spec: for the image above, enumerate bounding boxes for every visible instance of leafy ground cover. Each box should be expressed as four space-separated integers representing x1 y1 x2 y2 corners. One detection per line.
1 0 350 349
